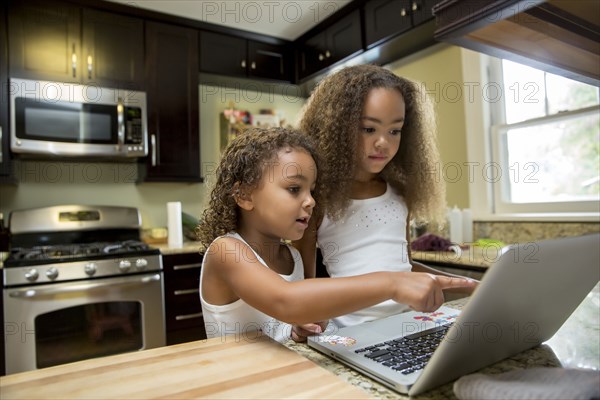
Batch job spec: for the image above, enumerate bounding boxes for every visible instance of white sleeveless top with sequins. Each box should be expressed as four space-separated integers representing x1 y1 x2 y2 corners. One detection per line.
317 184 412 327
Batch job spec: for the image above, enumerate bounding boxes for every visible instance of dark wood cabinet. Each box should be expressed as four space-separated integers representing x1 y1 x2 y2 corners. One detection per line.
364 0 440 49
142 22 201 182
199 31 292 82
0 4 11 179
432 0 600 86
80 8 144 89
298 9 363 80
162 252 206 345
8 0 144 89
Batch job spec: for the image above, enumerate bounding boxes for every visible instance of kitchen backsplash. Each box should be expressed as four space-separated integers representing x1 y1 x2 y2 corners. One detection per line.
473 221 600 244
417 221 599 245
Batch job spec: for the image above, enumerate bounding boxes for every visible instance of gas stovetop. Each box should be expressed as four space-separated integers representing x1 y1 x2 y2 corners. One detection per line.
4 240 159 268
3 205 163 287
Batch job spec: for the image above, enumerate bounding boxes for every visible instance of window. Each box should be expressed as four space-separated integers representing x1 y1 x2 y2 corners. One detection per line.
489 59 600 215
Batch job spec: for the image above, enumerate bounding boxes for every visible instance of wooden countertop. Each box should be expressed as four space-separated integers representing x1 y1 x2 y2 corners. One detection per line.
2 286 598 400
0 335 369 400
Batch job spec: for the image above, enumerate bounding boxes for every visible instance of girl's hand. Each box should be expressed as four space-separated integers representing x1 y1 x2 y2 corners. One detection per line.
291 321 328 343
393 272 478 312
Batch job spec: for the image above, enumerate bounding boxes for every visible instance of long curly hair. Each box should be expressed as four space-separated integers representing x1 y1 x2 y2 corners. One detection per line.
298 64 446 225
197 127 320 248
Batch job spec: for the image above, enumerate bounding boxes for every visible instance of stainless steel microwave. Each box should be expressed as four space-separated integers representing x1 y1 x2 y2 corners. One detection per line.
9 78 147 159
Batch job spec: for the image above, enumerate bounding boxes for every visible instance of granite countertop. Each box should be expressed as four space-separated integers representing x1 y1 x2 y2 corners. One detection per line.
283 283 600 399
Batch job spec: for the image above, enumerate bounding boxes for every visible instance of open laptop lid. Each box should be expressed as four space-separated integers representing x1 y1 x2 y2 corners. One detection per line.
308 234 600 395
410 233 600 395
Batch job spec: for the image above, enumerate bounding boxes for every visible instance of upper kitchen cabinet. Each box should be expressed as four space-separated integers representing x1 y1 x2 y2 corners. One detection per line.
8 0 144 89
298 9 363 80
364 0 441 48
199 31 292 82
0 4 11 180
142 21 201 182
433 0 600 86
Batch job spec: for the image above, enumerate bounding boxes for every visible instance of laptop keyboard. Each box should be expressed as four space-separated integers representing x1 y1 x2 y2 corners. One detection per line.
354 323 452 375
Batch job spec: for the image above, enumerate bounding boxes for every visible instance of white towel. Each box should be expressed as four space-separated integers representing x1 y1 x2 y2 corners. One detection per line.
454 367 600 400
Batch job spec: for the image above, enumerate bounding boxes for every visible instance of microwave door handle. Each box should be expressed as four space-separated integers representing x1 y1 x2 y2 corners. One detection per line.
151 133 157 166
117 99 125 148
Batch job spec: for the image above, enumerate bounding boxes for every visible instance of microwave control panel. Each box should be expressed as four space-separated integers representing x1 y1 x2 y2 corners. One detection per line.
124 106 144 145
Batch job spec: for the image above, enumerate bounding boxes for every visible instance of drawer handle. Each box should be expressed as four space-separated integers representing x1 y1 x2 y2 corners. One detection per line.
175 312 203 321
174 288 199 296
173 263 202 271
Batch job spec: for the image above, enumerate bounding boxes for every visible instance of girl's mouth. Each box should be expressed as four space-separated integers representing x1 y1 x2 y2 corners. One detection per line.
296 217 310 227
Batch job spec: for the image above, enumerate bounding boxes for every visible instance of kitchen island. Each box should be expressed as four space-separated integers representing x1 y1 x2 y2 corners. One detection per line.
1 285 598 399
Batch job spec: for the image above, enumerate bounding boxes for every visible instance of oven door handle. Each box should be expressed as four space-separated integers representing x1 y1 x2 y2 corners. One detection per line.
8 274 161 298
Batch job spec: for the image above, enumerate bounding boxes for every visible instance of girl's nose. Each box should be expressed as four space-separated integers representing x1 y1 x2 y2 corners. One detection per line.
374 134 387 149
304 193 316 209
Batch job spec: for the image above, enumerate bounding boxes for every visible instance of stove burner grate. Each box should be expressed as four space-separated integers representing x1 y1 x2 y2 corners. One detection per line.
7 240 154 263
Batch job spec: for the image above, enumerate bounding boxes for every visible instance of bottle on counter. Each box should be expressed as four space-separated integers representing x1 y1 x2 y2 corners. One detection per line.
462 208 473 243
447 206 463 244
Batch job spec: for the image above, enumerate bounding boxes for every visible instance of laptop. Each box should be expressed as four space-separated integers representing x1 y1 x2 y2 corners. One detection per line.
308 233 600 396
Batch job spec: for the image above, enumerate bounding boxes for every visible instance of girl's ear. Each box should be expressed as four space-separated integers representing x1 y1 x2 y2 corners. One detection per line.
232 182 254 210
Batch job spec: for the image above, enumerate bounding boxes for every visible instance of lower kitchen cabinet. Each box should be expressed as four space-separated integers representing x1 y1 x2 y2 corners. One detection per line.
162 252 207 345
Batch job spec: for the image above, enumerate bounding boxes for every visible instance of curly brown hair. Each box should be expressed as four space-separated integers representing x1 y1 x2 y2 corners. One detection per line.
298 64 446 225
197 127 320 248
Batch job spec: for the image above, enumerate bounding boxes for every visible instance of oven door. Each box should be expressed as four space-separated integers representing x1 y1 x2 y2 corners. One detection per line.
3 272 165 374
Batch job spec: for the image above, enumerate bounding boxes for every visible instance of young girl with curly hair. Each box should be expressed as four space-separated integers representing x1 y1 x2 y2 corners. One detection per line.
197 127 474 343
295 64 476 328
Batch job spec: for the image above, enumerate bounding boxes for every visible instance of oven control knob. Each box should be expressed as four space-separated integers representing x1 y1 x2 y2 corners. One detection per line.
135 258 148 269
46 267 59 280
119 260 132 272
25 269 39 282
84 262 97 276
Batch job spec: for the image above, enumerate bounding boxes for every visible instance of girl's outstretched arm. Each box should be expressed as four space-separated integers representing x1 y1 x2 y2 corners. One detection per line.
204 236 478 326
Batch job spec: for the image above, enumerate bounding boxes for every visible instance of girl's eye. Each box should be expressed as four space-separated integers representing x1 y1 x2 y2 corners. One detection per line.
362 127 375 134
288 186 300 194
390 129 402 136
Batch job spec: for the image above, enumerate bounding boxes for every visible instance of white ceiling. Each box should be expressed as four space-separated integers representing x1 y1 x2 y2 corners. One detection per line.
106 0 353 40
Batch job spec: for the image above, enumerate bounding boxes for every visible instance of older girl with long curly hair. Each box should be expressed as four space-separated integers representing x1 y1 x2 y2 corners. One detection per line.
295 64 477 328
197 127 474 342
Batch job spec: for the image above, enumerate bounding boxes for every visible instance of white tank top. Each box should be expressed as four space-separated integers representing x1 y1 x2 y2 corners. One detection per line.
199 232 305 342
318 184 412 327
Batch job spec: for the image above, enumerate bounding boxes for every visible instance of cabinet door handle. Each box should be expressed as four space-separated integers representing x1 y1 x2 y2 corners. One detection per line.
241 59 247 68
175 312 203 321
401 8 407 17
318 53 324 61
174 288 199 296
0 125 3 164
87 54 93 79
412 1 419 12
151 134 157 166
250 62 256 70
325 50 331 58
173 263 202 271
71 44 77 78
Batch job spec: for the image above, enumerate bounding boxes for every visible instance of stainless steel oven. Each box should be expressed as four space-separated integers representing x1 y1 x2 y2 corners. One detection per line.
9 78 147 159
2 205 165 374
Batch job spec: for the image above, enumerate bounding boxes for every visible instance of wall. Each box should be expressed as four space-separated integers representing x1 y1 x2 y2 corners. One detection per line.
0 83 306 228
388 44 470 209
